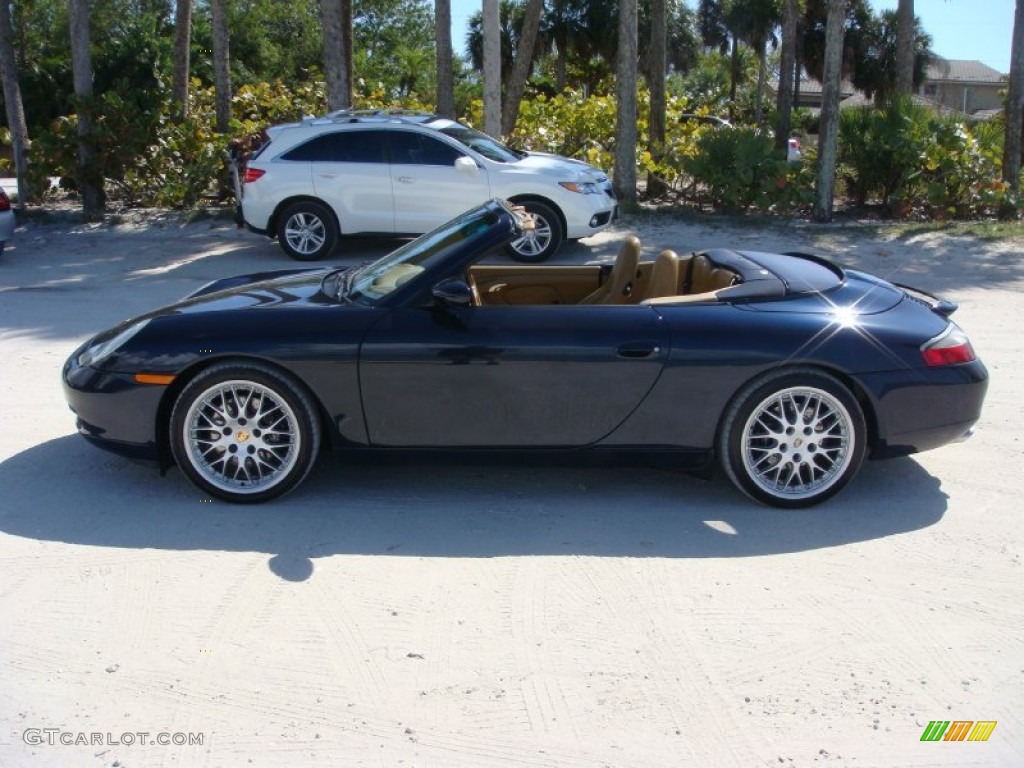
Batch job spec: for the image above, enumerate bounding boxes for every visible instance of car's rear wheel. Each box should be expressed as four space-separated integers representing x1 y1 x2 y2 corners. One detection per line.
170 362 321 503
505 201 562 263
718 368 866 508
278 200 338 261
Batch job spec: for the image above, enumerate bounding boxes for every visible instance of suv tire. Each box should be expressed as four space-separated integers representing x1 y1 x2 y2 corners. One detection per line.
278 201 338 261
505 201 563 263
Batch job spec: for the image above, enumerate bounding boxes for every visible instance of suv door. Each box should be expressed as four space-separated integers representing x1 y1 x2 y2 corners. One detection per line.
388 130 491 234
284 129 394 234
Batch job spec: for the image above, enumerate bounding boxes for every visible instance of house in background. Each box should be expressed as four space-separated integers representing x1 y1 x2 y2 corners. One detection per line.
769 58 1006 122
917 58 1005 117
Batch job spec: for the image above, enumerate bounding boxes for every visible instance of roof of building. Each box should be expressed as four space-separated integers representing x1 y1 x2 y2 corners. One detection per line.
767 77 856 98
925 58 1005 84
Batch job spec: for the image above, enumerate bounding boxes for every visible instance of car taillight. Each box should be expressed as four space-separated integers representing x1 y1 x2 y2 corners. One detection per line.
0 190 10 212
243 167 265 184
921 324 976 367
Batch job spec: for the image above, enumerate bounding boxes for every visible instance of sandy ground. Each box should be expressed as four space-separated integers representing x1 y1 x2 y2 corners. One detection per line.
0 208 1022 767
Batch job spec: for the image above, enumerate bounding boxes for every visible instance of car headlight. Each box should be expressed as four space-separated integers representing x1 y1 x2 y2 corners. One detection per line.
559 181 601 195
77 319 150 368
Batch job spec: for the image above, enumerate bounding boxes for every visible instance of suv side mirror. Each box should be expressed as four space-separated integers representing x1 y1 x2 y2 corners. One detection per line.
454 156 479 176
432 278 473 307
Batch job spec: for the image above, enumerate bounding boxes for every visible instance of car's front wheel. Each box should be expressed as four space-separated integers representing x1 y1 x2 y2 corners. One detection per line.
278 200 338 261
170 362 321 503
718 368 866 508
505 201 563 263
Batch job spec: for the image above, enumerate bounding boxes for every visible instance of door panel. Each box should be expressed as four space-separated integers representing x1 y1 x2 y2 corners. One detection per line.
358 304 669 447
292 129 394 233
389 133 491 233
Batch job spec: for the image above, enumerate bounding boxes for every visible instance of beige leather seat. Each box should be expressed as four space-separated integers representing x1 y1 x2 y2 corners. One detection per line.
687 253 739 294
578 236 641 304
643 249 681 301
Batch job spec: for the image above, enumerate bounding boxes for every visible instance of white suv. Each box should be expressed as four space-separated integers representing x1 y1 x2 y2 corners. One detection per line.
237 110 617 262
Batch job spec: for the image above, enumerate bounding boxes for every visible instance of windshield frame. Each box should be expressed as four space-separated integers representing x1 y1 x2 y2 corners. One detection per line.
344 204 505 305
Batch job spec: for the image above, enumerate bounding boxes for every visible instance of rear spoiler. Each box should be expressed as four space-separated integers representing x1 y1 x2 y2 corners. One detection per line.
894 282 958 317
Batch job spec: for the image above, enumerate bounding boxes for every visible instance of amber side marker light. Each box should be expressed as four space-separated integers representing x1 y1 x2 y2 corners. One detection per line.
134 373 177 385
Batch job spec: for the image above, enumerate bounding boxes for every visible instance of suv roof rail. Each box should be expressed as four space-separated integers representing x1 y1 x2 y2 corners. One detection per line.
310 108 439 126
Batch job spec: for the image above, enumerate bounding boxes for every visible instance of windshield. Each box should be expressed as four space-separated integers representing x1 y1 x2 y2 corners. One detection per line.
346 205 500 303
435 123 522 163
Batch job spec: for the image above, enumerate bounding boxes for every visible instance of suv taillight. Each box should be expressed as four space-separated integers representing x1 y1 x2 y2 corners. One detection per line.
921 324 976 367
0 190 10 212
243 168 265 184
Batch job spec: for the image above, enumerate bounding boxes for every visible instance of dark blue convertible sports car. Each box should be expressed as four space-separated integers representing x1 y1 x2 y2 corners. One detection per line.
63 200 988 507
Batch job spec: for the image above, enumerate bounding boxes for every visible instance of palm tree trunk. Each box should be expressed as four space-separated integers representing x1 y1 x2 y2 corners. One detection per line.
68 0 104 215
614 0 638 204
501 0 544 136
813 0 847 222
754 39 767 124
435 0 454 117
0 0 31 206
321 0 351 111
895 0 914 95
775 0 798 154
647 0 667 197
211 0 231 132
1002 0 1024 218
482 0 501 136
172 0 192 121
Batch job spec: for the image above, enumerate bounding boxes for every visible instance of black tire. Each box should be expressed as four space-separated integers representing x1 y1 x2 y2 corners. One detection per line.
278 200 338 261
170 362 321 503
504 201 563 263
717 367 866 508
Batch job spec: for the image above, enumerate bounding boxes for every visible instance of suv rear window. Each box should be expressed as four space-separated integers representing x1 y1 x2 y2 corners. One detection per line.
281 129 387 163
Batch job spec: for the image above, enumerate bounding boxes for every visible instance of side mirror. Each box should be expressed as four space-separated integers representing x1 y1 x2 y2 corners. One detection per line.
454 156 479 176
432 278 473 307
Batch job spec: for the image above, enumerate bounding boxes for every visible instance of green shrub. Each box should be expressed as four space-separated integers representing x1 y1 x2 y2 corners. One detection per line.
681 126 812 212
838 97 1010 217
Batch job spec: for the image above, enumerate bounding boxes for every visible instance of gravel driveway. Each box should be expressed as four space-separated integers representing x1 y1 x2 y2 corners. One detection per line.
1 210 1021 767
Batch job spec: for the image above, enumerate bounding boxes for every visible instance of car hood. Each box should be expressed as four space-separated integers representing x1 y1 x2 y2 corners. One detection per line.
517 151 608 181
169 267 339 315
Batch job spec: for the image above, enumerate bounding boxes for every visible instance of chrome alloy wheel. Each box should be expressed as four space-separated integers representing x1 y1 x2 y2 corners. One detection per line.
509 214 553 259
283 212 327 257
740 386 855 500
182 380 301 495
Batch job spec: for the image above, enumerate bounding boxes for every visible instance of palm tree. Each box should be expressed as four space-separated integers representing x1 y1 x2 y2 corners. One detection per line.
321 0 352 111
501 0 544 135
647 0 668 197
483 0 501 136
0 0 31 206
435 0 455 117
172 0 192 121
775 0 798 154
726 0 781 124
1003 0 1024 218
614 0 638 203
813 0 847 222
895 0 914 94
211 0 231 132
68 0 104 215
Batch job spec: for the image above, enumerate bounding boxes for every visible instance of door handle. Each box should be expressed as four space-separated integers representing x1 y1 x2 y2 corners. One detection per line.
397 176 415 184
616 343 661 359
